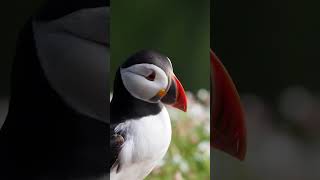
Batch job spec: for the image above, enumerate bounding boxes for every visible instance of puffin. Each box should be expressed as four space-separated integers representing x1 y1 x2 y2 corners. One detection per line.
210 50 247 161
0 0 110 179
110 50 187 180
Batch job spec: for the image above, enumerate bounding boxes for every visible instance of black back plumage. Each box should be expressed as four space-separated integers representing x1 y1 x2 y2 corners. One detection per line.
0 7 108 180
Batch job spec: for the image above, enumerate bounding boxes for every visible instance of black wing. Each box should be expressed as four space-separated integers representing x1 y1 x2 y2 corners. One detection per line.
109 125 124 172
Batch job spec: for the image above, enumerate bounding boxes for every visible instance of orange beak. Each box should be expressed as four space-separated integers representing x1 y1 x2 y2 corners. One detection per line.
161 73 187 112
211 50 247 161
171 74 188 112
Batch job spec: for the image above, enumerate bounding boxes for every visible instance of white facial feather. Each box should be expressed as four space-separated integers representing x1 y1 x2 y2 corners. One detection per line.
33 7 109 123
120 63 168 103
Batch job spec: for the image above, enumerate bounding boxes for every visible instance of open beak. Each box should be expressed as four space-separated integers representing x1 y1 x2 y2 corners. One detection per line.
161 73 187 112
211 50 246 161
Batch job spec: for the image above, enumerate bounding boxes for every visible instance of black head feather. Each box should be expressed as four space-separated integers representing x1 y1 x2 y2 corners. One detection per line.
121 50 173 74
37 0 109 21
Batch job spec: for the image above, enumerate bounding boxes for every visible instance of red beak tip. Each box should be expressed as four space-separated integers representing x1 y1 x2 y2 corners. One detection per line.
181 102 187 112
172 95 187 112
210 50 247 161
212 133 247 161
172 75 188 112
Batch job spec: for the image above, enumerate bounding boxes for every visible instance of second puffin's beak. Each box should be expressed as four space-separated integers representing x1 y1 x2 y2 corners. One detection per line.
211 50 247 161
161 73 187 112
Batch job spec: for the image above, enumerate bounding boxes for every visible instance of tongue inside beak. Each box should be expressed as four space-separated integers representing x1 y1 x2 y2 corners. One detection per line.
171 75 188 112
211 50 246 161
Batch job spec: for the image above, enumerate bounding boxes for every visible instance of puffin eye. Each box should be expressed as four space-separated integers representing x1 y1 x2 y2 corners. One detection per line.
146 71 156 81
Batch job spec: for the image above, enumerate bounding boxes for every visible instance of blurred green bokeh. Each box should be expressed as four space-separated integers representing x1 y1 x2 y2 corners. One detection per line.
111 0 210 92
0 0 45 97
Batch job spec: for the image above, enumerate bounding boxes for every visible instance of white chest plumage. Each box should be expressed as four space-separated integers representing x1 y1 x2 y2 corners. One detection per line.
111 107 172 180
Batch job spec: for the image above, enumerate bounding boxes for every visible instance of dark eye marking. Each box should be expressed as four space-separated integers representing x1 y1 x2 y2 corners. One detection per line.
146 71 156 81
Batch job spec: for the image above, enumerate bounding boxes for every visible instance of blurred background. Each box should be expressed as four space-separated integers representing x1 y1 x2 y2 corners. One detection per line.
111 1 210 179
212 0 320 180
111 0 210 92
0 0 44 127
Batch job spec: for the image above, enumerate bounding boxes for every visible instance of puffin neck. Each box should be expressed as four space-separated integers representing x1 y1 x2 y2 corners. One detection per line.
111 70 163 123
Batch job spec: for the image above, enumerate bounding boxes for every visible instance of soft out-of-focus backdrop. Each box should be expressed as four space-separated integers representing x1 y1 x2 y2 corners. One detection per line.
111 0 210 92
111 1 210 179
212 0 320 180
0 1 44 96
0 1 44 126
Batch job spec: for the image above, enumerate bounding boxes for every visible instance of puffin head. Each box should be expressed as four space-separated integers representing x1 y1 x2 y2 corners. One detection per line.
32 0 109 122
211 50 247 161
119 50 187 112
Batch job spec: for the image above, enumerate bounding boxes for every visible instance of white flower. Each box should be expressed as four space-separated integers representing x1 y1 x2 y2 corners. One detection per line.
197 141 210 157
172 154 183 164
197 89 210 102
179 160 189 173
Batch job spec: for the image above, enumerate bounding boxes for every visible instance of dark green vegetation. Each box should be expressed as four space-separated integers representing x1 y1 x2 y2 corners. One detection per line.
111 0 210 92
